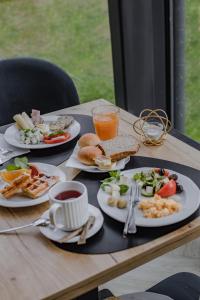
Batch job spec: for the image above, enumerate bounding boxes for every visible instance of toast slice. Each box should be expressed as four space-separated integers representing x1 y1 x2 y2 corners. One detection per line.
98 135 139 161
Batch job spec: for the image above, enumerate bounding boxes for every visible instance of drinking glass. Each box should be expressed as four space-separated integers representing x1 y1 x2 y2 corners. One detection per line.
143 121 164 141
92 105 119 140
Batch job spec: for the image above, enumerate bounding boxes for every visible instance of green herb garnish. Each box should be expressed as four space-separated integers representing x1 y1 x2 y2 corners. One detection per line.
100 183 111 191
119 184 129 195
101 177 115 184
6 156 29 171
108 170 121 181
48 130 64 137
6 165 21 171
133 173 142 181
101 171 125 185
14 157 29 169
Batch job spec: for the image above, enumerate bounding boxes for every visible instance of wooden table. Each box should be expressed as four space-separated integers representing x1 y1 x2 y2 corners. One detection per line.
0 99 200 300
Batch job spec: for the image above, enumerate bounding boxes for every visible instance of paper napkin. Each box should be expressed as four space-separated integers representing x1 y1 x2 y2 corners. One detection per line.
65 144 130 171
0 134 30 165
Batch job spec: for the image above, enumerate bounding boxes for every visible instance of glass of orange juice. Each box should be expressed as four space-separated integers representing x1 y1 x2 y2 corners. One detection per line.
92 105 120 140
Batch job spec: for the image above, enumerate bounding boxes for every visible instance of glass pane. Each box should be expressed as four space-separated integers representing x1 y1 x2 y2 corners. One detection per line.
0 0 114 103
185 0 200 141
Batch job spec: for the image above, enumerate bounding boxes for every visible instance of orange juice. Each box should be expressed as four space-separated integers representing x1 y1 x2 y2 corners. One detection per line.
93 112 119 140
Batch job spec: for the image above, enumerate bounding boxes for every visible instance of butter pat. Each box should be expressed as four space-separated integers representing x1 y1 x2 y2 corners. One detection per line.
95 155 116 170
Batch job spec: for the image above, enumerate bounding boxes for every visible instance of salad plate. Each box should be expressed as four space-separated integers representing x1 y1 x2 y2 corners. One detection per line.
40 204 104 243
97 167 200 227
0 162 66 207
4 115 81 150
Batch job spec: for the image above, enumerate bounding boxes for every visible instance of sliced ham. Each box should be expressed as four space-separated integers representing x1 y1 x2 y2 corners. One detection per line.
31 109 44 125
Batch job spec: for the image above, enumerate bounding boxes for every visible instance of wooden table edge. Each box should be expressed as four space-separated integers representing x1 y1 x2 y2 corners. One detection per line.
43 217 200 300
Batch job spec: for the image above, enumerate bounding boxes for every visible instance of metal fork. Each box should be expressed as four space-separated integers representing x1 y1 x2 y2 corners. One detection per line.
123 185 133 237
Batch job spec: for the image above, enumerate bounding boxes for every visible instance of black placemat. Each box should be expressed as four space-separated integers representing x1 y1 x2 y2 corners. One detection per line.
0 114 95 169
54 156 200 254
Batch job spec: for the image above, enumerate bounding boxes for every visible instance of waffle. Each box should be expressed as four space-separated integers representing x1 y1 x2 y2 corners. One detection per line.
0 173 59 199
23 174 59 199
0 174 31 199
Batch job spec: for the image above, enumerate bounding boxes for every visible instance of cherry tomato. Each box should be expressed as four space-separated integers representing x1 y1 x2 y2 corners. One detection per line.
156 179 176 197
29 164 40 177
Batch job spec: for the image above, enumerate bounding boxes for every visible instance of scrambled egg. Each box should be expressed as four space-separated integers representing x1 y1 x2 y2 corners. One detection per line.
138 194 182 218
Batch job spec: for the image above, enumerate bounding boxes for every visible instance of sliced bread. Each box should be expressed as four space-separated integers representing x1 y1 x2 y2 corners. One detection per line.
98 135 139 161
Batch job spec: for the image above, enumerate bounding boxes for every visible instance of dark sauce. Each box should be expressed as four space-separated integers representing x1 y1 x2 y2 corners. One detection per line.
55 190 81 201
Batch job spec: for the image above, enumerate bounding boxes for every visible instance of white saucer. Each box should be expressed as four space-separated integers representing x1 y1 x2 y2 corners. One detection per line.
40 204 104 243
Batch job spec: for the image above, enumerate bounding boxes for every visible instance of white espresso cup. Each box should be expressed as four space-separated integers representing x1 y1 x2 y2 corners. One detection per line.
48 181 88 231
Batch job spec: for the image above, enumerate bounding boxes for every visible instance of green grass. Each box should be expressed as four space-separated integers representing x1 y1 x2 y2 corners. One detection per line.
0 0 199 141
0 0 114 103
185 0 200 141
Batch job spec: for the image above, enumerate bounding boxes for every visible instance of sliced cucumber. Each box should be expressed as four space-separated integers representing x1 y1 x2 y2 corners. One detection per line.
141 187 154 197
146 186 154 194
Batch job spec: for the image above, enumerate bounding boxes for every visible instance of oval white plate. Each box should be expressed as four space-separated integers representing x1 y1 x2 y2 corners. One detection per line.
4 115 81 149
83 157 130 173
0 163 66 207
40 204 104 243
65 144 130 173
97 167 200 227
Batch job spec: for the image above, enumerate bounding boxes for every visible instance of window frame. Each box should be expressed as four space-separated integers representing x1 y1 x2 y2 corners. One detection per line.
108 0 185 132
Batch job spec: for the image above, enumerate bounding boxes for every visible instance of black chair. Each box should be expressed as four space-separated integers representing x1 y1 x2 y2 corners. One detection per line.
147 272 200 300
100 272 200 300
0 57 79 125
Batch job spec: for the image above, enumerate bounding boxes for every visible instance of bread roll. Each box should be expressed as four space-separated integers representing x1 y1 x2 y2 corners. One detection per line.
77 146 102 165
78 133 100 148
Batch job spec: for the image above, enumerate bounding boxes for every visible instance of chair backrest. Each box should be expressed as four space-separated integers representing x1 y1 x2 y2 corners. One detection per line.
0 57 80 125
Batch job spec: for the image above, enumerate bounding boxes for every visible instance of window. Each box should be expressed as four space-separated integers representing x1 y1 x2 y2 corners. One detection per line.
0 0 114 103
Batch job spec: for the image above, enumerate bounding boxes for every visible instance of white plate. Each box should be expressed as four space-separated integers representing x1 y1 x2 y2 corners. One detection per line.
97 167 200 227
65 144 130 173
40 204 104 243
4 115 81 149
0 163 66 207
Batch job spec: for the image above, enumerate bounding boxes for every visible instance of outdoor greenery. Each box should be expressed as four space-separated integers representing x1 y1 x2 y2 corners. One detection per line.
0 0 114 102
0 0 199 141
185 0 200 141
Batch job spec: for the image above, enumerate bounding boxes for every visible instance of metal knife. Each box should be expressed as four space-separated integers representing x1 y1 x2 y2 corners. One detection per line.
123 185 134 238
127 183 139 234
123 183 139 237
